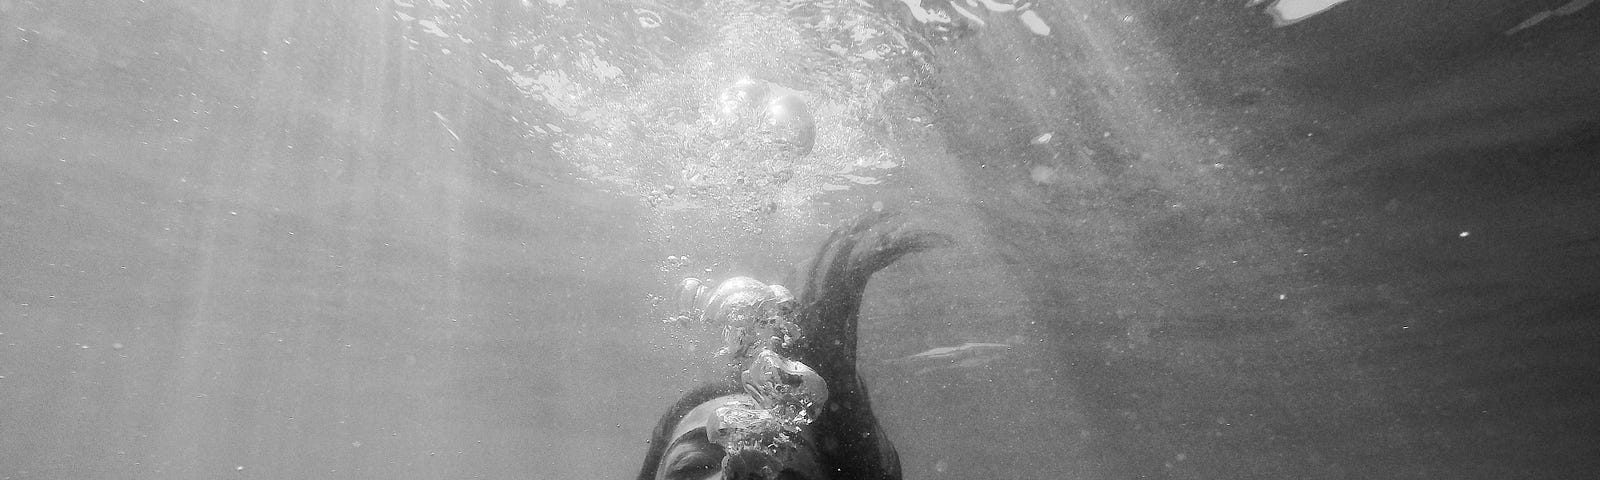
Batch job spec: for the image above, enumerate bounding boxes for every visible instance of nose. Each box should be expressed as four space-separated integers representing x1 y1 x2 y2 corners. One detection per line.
722 449 781 480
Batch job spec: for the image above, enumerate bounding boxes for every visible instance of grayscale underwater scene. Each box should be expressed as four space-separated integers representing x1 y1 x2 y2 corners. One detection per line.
2 1 1598 479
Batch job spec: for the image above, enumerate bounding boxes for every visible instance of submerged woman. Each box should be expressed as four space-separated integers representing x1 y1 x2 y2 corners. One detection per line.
637 211 951 480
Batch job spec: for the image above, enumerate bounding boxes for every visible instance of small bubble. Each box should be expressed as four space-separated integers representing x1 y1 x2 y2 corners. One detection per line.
1458 231 1469 238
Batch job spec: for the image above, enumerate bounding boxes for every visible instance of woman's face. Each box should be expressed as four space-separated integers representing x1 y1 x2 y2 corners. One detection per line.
655 394 823 480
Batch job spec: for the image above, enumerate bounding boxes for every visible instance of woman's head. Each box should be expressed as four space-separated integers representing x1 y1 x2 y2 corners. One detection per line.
638 383 823 480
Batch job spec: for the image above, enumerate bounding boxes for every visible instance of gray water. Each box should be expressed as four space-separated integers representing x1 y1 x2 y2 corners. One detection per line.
2 1 1597 479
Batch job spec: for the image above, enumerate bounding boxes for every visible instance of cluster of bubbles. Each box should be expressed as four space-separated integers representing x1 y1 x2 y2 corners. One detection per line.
673 276 830 478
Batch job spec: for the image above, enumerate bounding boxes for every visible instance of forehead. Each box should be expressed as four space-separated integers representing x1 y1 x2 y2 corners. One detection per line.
670 394 751 442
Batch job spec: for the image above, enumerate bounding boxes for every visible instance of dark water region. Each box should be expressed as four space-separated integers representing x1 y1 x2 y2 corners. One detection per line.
2 1 1597 479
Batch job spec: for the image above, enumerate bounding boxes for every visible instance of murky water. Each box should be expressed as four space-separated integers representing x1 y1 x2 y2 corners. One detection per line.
2 1 1597 479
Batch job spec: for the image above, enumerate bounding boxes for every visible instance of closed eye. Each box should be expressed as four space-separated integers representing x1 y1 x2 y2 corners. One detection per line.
661 430 724 480
665 451 721 480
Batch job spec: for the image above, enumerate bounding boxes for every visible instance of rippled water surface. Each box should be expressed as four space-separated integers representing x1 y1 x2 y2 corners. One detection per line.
2 1 1597 479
